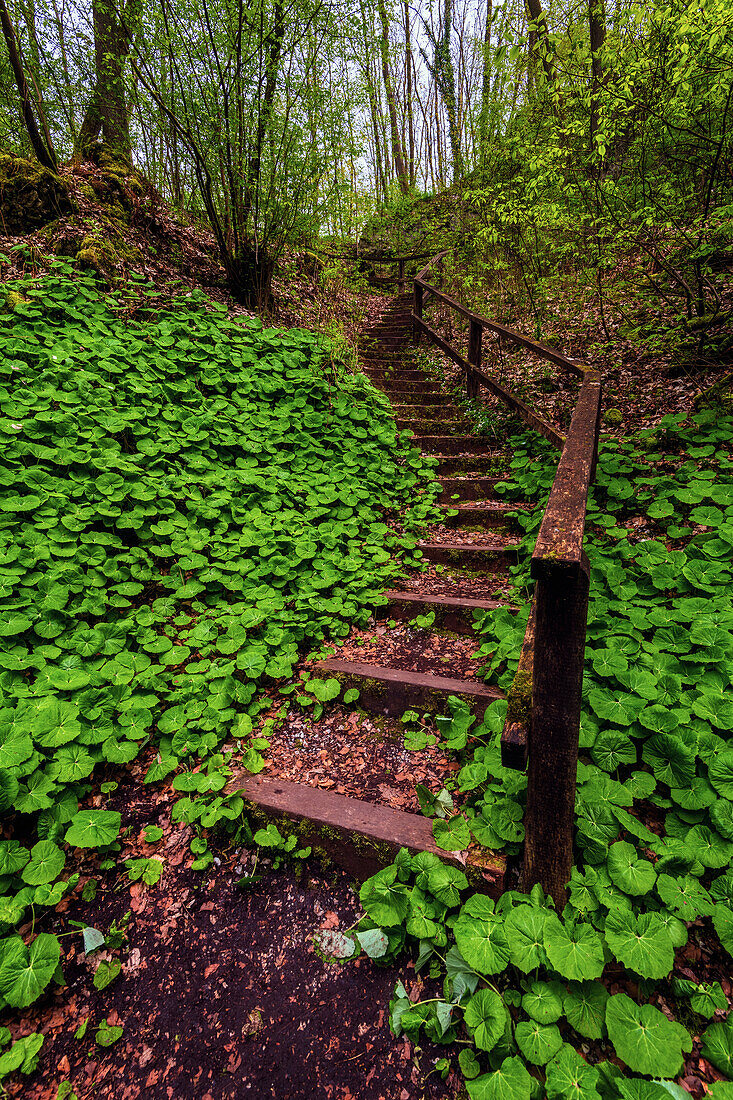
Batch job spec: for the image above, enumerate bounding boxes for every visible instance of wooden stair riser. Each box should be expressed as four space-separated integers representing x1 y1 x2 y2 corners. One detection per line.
397 418 466 433
230 775 505 894
386 390 452 405
434 454 504 475
438 477 501 501
415 435 492 455
418 542 519 569
438 504 521 532
379 591 517 633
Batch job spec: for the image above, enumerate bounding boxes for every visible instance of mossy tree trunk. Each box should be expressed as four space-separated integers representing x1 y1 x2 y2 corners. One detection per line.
74 0 141 164
0 0 57 170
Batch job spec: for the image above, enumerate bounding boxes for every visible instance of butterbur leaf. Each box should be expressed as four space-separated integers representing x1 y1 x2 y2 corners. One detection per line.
355 928 389 958
359 866 409 927
543 914 605 980
701 1019 733 1076
712 905 733 957
545 1044 601 1099
690 982 727 1018
521 981 564 1024
563 982 609 1040
642 734 695 789
466 1056 533 1100
504 905 548 972
0 933 61 1007
21 840 65 886
454 913 510 975
514 1019 563 1065
463 988 506 1052
0 841 30 876
709 753 733 800
603 909 675 979
656 873 715 919
607 841 656 896
433 815 470 851
458 1047 481 1079
65 809 121 848
606 993 691 1077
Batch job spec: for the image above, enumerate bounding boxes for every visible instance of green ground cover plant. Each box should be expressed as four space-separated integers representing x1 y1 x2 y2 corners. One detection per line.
357 410 733 1096
0 261 439 1039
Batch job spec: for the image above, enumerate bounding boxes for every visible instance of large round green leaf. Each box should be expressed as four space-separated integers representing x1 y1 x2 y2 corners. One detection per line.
64 809 121 849
606 993 691 1077
543 914 605 980
454 914 510 976
463 989 506 1052
0 933 61 1007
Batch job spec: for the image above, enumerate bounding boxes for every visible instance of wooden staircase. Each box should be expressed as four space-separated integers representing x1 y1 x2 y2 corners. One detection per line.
229 293 527 897
314 293 525 721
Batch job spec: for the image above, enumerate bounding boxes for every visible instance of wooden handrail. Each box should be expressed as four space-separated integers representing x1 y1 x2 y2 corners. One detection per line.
407 251 603 911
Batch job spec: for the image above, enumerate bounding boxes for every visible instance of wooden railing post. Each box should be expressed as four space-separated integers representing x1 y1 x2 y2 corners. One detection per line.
413 280 423 344
398 257 405 294
468 317 482 400
522 557 590 909
520 371 601 911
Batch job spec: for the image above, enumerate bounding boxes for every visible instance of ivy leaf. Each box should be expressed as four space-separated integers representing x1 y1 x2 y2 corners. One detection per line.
603 909 675 979
543 914 605 980
463 988 506 1051
606 993 691 1077
0 933 61 1007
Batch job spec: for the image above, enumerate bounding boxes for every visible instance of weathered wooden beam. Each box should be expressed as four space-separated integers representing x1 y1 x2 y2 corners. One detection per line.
532 371 602 577
228 773 506 895
500 601 536 770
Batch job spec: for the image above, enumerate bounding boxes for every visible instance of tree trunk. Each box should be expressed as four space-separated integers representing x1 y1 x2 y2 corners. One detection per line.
403 0 415 186
588 0 606 151
376 0 409 194
75 0 140 163
0 0 57 169
525 0 553 86
478 0 492 164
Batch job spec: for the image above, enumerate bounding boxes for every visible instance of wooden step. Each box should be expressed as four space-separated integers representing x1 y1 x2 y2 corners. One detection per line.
438 477 501 501
437 502 524 530
392 403 458 416
415 435 491 455
418 540 520 568
388 390 451 404
314 658 503 716
381 591 517 633
229 774 505 894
